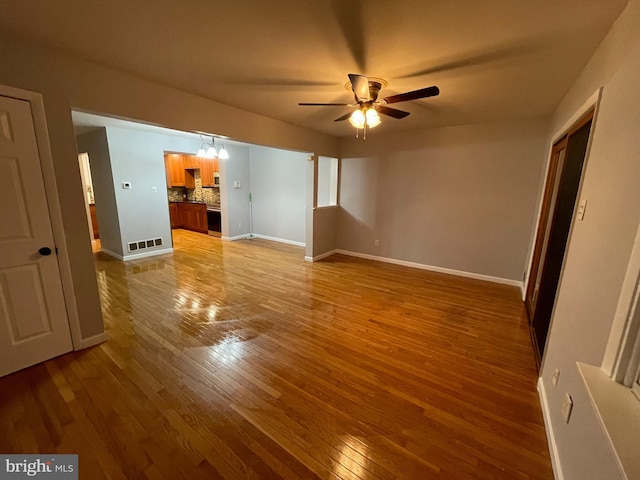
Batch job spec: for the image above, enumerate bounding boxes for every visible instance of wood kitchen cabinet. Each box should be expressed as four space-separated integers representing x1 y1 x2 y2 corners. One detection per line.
170 202 207 233
164 153 185 187
201 157 219 187
169 202 180 228
183 155 201 169
164 153 195 188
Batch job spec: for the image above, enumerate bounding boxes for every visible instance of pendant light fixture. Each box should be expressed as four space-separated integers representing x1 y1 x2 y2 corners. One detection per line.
206 143 217 158
196 135 230 159
218 144 229 160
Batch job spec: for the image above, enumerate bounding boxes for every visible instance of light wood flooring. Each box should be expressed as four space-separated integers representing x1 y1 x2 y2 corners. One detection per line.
0 229 552 479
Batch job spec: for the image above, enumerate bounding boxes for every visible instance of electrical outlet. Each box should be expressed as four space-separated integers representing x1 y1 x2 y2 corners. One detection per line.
374 239 380 246
561 393 573 423
552 368 560 387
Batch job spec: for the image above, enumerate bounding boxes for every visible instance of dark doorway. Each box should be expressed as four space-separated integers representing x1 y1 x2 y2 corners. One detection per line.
526 111 594 364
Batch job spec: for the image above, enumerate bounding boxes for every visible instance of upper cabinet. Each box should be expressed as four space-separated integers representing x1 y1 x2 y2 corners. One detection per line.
164 153 185 187
201 157 219 187
165 153 218 188
183 155 201 169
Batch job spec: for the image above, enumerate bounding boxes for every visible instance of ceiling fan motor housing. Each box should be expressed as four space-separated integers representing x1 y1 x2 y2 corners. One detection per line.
368 81 382 103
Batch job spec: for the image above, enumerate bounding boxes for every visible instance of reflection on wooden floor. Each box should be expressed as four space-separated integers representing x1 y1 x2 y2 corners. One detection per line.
0 229 552 479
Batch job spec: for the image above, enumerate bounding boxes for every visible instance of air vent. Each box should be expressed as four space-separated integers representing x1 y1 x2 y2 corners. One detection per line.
127 237 164 253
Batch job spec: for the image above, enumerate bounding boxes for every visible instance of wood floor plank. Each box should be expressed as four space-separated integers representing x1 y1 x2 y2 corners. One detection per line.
0 230 553 479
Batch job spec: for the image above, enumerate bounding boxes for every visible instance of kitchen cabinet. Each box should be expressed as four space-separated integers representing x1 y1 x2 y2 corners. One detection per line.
183 155 201 169
164 153 186 187
170 202 207 233
89 204 99 238
201 157 219 187
169 202 180 228
164 153 195 188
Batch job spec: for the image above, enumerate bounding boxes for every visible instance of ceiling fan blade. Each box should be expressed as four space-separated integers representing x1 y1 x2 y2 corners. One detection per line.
377 106 411 119
334 112 353 122
298 102 352 106
382 86 440 104
348 73 370 102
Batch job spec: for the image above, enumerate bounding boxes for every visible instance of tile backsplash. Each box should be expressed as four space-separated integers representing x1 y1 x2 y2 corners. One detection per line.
167 169 220 205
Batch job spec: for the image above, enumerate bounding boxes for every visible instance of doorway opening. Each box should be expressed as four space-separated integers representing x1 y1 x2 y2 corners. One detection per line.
526 110 594 364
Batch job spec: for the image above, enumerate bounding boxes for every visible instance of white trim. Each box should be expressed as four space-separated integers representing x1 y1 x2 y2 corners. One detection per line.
578 363 639 480
250 234 305 247
603 222 640 378
0 85 85 351
313 205 339 211
306 249 338 262
222 234 251 241
99 248 124 260
538 378 564 480
80 332 109 349
335 249 522 287
122 248 174 261
522 88 603 309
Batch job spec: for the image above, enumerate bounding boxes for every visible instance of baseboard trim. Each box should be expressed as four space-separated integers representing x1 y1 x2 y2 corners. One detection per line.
222 234 251 241
99 248 124 260
538 378 564 480
334 249 523 287
123 247 174 261
251 234 305 247
79 332 109 350
306 249 338 262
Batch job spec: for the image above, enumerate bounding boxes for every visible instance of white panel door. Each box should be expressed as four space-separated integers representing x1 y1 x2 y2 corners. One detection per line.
0 95 72 376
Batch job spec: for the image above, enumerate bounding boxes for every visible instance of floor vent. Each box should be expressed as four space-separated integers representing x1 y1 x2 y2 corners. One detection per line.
128 237 163 253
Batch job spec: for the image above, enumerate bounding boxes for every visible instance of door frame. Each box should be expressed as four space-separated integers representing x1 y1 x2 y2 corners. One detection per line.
522 87 602 363
0 84 83 350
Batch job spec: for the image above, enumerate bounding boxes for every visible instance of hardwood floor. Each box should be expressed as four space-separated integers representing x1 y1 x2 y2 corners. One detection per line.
0 229 552 479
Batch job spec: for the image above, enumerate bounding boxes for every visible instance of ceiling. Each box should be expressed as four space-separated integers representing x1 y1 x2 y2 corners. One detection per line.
0 0 629 137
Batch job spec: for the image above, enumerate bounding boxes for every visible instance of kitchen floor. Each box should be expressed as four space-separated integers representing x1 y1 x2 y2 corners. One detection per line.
0 230 552 479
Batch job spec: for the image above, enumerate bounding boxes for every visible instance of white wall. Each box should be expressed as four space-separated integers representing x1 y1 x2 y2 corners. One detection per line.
220 144 251 239
248 146 307 245
338 119 548 282
102 126 202 257
76 129 123 256
538 1 640 478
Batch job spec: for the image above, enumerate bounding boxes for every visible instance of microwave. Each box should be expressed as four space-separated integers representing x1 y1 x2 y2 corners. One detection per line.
214 172 220 186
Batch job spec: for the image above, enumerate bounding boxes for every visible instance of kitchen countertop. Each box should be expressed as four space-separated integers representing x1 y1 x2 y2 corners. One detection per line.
169 200 221 212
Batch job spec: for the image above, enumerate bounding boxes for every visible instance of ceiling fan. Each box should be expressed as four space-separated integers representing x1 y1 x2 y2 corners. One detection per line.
299 73 439 136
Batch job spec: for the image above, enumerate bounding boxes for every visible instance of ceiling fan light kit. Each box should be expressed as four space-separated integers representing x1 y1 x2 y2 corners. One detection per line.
299 73 439 138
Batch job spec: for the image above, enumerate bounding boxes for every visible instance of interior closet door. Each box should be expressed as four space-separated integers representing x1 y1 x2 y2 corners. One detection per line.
526 138 567 320
526 111 594 362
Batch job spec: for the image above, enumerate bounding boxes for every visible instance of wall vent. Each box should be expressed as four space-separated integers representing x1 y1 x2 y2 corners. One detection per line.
127 237 164 253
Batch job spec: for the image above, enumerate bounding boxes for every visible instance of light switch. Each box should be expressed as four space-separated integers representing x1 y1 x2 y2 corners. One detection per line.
234 181 242 189
122 182 132 189
577 199 587 221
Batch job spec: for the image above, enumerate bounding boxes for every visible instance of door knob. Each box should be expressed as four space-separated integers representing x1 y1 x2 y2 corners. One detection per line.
38 247 52 256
